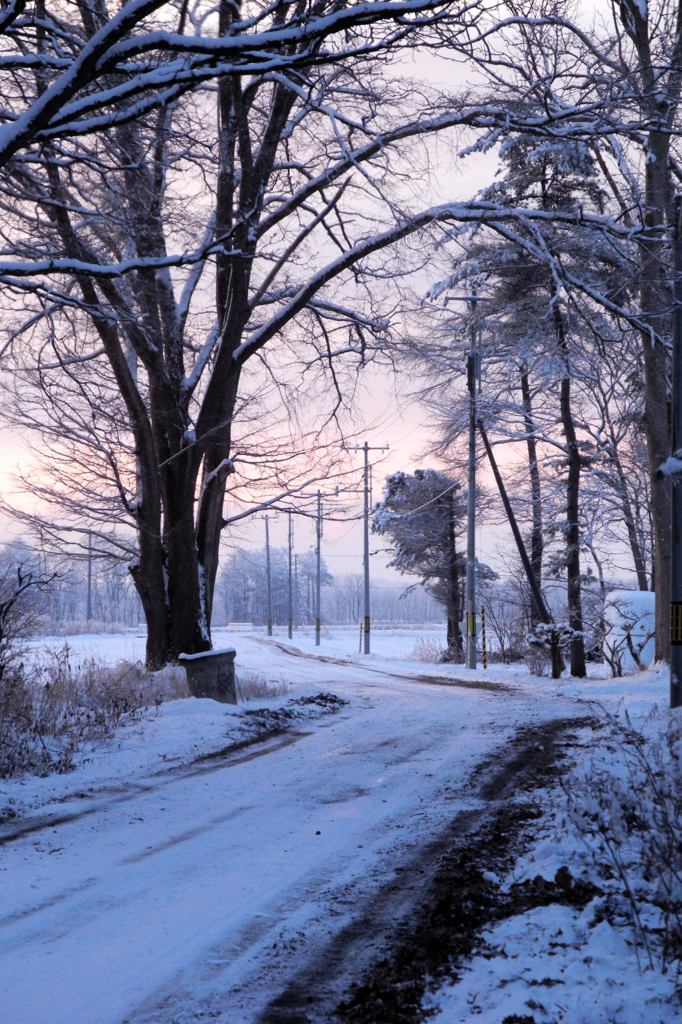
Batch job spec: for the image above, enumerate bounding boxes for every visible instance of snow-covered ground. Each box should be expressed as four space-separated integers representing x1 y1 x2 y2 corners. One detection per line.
1 628 679 1023
23 623 448 667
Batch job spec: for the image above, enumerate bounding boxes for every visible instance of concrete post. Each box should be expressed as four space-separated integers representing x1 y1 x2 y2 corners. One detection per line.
179 648 237 704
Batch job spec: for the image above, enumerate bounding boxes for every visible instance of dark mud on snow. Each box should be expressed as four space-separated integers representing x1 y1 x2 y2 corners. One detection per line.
258 716 599 1024
337 716 600 1024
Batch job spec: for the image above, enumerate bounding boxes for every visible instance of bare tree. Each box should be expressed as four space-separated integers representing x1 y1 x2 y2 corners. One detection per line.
1 9 505 667
0 0 467 168
6 0 682 672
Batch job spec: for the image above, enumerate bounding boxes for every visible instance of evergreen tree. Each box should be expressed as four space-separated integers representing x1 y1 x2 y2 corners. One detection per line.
372 469 468 658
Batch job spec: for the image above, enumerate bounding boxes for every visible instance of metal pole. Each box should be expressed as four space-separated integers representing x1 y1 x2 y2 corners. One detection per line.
288 512 293 639
316 491 322 646
363 441 371 654
671 195 682 707
294 554 299 629
466 338 477 669
265 515 273 636
87 530 93 622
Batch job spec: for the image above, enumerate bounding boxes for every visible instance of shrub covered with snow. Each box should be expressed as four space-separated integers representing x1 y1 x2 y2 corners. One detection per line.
603 591 656 676
567 707 682 975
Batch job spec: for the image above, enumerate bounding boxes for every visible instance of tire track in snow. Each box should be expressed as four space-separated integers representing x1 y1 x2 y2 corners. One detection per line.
0 693 350 847
253 637 514 693
0 659 543 1024
0 730 310 848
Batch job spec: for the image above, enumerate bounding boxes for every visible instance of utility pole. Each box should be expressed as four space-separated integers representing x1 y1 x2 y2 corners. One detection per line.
87 530 93 623
447 294 489 667
265 515 273 636
315 491 322 646
363 442 371 654
672 195 682 707
290 482 358 645
346 441 388 654
288 512 293 639
466 302 478 669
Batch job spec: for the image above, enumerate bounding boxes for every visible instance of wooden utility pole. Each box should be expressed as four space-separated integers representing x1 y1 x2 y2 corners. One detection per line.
363 443 370 654
288 512 293 640
346 442 387 654
466 309 477 669
87 530 93 623
265 515 273 636
315 492 322 646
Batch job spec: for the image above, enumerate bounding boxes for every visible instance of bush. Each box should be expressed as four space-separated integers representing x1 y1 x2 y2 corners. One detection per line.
0 646 188 778
486 648 526 664
407 637 446 663
526 648 552 676
566 707 682 975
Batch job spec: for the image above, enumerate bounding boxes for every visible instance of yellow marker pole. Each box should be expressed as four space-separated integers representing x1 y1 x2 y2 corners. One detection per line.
481 605 487 669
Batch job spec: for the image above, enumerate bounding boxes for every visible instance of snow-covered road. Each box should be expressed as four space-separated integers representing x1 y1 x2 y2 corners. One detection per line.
0 634 560 1024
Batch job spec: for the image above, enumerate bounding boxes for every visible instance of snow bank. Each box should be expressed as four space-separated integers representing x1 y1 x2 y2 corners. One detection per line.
428 898 676 1023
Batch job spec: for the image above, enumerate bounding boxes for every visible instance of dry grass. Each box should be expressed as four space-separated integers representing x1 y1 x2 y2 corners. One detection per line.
235 669 290 701
0 645 188 778
405 637 446 663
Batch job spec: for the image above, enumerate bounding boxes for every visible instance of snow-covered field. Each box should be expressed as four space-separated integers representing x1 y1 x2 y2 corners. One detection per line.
1 628 679 1023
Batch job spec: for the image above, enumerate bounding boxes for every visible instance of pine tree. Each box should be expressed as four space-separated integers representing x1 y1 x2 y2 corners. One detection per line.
372 469 468 658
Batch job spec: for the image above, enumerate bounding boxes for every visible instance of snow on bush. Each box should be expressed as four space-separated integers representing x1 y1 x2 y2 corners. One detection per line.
566 707 682 976
603 591 656 676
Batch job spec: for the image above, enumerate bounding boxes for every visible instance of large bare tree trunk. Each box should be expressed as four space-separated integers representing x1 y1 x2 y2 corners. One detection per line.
617 0 680 657
638 128 672 657
557 317 586 677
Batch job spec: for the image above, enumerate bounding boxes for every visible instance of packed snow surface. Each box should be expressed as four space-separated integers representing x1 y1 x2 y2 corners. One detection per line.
0 627 678 1023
